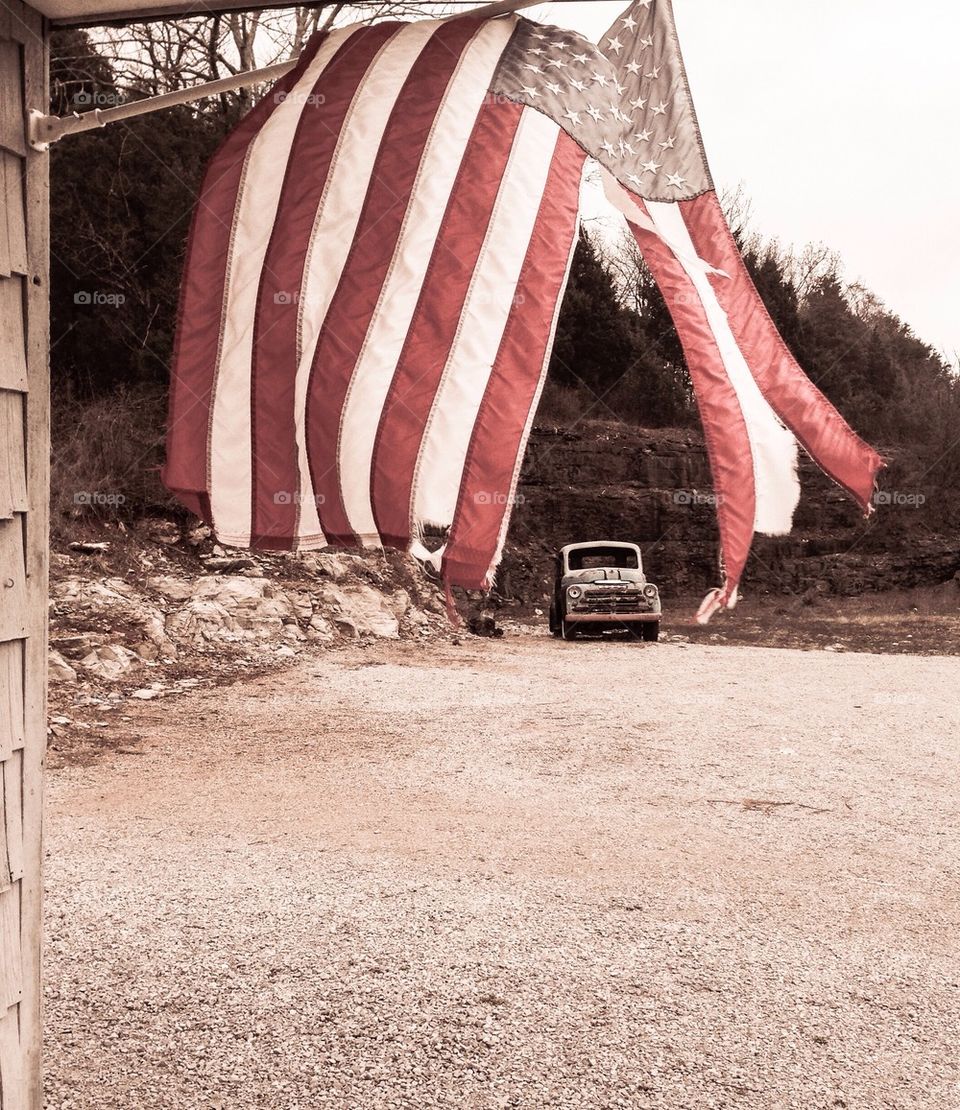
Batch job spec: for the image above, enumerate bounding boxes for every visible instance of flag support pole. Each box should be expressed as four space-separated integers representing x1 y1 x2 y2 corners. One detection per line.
27 0 549 150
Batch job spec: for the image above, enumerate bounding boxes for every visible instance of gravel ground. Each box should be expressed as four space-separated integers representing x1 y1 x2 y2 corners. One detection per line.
44 634 960 1109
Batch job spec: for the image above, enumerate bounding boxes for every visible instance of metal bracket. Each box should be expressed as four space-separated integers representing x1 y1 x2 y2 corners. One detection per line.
28 108 107 152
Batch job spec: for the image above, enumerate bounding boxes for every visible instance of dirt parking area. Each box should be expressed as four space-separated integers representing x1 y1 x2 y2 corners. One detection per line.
44 634 960 1109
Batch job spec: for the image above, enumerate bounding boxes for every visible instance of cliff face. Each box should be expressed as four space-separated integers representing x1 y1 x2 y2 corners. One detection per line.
500 422 960 606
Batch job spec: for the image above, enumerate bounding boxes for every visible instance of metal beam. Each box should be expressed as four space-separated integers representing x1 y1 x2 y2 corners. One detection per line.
29 59 293 148
51 0 359 29
29 0 551 149
49 0 543 30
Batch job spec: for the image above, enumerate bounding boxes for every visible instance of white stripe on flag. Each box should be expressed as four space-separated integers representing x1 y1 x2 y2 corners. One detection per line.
645 200 800 535
413 107 562 531
337 18 516 545
290 18 443 546
488 199 583 577
208 25 359 545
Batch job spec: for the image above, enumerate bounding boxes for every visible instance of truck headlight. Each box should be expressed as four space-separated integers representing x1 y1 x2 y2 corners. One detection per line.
567 586 583 600
643 584 658 599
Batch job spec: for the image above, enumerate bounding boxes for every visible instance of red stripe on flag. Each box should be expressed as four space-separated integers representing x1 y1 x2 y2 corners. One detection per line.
680 191 884 510
250 23 401 548
162 32 329 513
442 132 585 589
370 98 526 550
626 202 757 602
304 17 485 547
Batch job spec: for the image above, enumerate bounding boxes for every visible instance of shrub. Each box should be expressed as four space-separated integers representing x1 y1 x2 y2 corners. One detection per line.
50 384 176 542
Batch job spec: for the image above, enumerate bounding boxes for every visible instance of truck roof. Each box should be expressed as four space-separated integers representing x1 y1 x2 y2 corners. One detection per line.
559 541 641 555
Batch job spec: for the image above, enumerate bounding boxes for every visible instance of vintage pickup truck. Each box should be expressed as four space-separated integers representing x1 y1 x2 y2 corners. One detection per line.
548 541 661 642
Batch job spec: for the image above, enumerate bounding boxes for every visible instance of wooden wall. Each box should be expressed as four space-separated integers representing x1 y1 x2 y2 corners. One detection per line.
0 3 47 1107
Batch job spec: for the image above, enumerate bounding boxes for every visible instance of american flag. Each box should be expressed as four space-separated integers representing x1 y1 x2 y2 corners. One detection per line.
163 4 882 615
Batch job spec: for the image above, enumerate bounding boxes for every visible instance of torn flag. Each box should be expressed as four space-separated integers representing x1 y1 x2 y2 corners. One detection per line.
592 0 883 620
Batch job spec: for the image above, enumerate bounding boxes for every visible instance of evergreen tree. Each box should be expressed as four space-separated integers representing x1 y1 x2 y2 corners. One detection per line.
743 249 803 357
549 230 637 399
548 230 693 427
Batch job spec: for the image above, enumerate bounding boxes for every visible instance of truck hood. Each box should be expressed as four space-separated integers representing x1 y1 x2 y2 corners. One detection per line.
562 569 646 585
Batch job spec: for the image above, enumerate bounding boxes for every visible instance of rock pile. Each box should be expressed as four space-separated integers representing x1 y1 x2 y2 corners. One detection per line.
48 544 448 697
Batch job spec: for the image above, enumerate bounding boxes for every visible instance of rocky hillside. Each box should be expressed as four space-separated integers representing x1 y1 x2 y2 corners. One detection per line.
47 529 455 757
498 421 960 608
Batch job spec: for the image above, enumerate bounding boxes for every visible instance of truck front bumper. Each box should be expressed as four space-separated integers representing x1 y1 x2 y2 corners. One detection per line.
565 611 660 623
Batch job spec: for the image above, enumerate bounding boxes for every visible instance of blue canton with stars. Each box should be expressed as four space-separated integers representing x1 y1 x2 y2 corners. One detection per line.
490 1 712 203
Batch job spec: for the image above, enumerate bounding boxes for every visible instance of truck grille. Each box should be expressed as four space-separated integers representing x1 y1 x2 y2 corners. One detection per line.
572 587 649 615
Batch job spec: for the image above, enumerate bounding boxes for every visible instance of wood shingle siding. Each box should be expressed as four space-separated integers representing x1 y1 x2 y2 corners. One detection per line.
0 3 46 1105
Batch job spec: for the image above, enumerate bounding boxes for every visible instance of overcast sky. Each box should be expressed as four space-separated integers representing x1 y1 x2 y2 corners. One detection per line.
519 0 959 363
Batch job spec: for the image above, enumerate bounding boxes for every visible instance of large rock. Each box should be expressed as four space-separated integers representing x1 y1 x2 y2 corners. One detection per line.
50 633 97 661
48 649 78 684
315 582 400 639
307 613 336 642
165 598 242 646
80 643 138 679
54 576 136 604
147 576 197 603
133 613 177 661
153 575 301 645
301 552 370 581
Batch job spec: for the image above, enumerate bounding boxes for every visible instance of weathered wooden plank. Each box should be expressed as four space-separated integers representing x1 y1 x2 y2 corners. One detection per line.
0 1009 23 1110
2 0 25 45
0 1003 23 1110
0 524 27 645
2 752 22 885
0 153 28 277
0 640 24 759
0 768 8 890
0 279 27 392
18 14 47 1108
6 0 37 49
0 43 25 159
0 391 27 520
0 155 10 278
0 163 8 278
0 884 21 1011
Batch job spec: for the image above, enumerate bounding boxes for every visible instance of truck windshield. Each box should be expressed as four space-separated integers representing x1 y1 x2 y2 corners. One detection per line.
568 547 639 571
